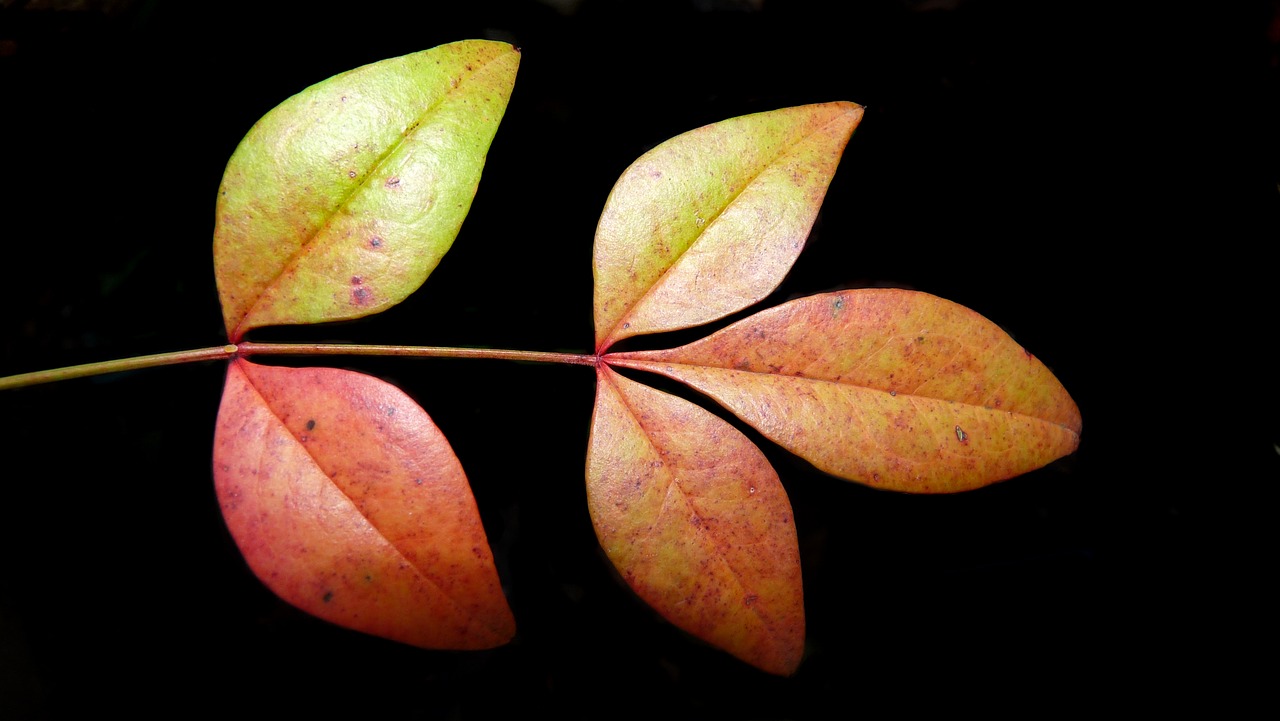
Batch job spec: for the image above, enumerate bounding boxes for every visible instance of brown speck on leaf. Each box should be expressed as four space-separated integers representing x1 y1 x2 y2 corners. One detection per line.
306 419 316 431
385 176 401 188
347 170 357 178
322 591 334 603
351 286 371 305
351 276 363 285
369 236 383 248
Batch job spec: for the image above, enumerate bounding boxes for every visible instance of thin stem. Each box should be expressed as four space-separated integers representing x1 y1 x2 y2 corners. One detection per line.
0 341 600 391
0 345 239 391
237 341 599 366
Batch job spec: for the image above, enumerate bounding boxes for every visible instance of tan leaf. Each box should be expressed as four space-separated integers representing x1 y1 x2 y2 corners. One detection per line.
587 365 804 675
607 289 1081 493
593 102 863 351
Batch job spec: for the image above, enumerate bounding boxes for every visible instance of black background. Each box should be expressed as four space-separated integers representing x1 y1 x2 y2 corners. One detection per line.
1 1 1276 718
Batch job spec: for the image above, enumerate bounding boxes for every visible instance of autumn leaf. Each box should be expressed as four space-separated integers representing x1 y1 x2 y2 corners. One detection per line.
606 289 1081 493
593 102 863 352
214 40 520 342
587 365 804 676
212 359 515 649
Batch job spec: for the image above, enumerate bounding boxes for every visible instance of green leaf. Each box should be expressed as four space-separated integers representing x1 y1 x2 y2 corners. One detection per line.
593 102 864 352
213 359 515 649
607 289 1081 493
214 40 520 342
587 365 804 676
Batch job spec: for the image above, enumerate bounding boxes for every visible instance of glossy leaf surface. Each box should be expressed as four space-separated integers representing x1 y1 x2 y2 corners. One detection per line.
607 289 1081 493
214 40 520 341
212 359 515 649
593 102 863 352
587 365 804 675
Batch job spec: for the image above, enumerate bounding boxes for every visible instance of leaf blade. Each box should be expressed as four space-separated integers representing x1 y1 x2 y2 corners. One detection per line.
212 359 515 649
607 289 1081 493
214 40 520 341
587 365 804 675
593 102 863 351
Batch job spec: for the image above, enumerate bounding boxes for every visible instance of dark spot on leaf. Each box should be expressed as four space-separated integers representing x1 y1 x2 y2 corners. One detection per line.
351 286 371 304
322 591 333 603
955 425 968 442
306 419 316 431
347 170 357 178
414 478 423 485
351 276 363 285
369 236 383 248
889 390 897 396
744 594 758 606
364 574 373 583
385 176 400 188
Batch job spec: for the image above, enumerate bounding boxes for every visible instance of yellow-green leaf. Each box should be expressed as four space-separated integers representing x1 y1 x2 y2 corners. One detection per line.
593 102 863 352
607 289 1081 493
212 359 515 649
214 40 520 341
587 365 804 675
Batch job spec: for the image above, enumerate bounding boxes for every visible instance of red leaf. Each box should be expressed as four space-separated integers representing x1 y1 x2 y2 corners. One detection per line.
587 365 804 675
607 289 1081 493
212 359 514 649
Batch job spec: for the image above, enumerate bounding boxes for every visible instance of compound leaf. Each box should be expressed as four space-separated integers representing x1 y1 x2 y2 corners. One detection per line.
607 289 1081 493
212 359 515 649
214 40 520 342
587 365 804 676
593 102 863 352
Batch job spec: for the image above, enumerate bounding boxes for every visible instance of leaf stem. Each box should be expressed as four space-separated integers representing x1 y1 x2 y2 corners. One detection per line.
0 345 239 391
237 342 599 366
0 342 599 390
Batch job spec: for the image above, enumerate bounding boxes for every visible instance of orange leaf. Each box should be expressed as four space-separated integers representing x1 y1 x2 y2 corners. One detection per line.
593 102 863 352
587 365 804 676
607 289 1081 493
212 359 514 649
